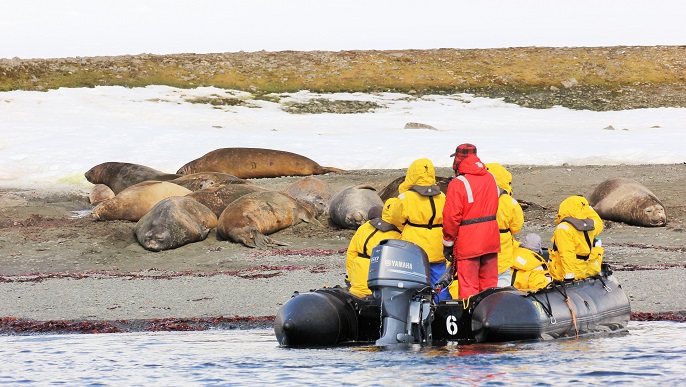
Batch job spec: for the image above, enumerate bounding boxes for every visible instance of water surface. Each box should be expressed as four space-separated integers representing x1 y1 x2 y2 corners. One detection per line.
0 321 683 386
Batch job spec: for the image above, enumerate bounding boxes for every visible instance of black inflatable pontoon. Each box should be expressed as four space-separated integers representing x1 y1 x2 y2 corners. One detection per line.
274 239 631 347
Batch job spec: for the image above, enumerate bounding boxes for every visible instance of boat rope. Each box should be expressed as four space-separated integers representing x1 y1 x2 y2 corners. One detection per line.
565 296 580 338
462 295 473 309
528 291 556 324
596 275 611 292
552 283 580 338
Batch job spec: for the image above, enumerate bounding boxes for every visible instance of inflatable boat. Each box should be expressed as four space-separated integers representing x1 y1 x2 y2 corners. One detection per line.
274 239 631 347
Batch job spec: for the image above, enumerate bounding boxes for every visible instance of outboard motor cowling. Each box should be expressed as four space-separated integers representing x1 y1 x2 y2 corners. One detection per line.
368 239 433 345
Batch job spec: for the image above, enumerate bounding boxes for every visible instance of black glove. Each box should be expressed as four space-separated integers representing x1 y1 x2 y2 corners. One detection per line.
434 264 454 291
443 246 454 263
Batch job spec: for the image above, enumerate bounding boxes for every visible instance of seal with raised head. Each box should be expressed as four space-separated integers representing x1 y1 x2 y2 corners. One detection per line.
135 196 218 252
187 183 268 218
85 162 180 194
588 177 667 227
328 184 384 229
89 184 115 206
283 176 337 217
217 190 318 248
171 172 252 191
92 181 192 221
176 147 346 179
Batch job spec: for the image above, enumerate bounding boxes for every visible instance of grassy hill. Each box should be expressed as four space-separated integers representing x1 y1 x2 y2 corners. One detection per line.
2 46 685 111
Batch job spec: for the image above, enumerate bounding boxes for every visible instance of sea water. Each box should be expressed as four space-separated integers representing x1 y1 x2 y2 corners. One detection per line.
0 321 683 386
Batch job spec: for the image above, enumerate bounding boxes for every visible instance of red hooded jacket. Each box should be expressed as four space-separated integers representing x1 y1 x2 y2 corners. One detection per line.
442 154 501 260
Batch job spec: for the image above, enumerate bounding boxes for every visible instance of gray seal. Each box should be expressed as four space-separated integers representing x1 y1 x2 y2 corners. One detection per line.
283 176 337 217
589 177 667 227
328 184 384 229
135 196 218 252
85 162 180 194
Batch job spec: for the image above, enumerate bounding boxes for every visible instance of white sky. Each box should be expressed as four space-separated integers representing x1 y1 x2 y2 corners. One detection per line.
1 0 685 59
1 1 685 191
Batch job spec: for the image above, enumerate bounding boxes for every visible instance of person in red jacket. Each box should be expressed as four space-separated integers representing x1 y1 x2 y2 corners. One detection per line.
442 144 501 299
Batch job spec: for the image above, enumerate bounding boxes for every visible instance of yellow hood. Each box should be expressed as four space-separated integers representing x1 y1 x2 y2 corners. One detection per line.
485 162 513 195
555 195 592 224
398 158 437 193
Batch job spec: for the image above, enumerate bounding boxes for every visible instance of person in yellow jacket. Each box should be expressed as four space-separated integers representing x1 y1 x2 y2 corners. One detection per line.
345 198 402 297
548 195 604 282
388 158 456 301
485 163 524 288
511 233 552 291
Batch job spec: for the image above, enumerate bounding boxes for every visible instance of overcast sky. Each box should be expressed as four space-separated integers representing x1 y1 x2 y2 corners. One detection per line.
2 0 685 59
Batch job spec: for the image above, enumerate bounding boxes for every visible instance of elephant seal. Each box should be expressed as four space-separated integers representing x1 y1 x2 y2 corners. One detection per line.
217 191 317 248
187 183 268 218
89 184 115 206
171 172 251 191
378 175 451 202
135 196 218 251
85 162 180 194
92 181 192 221
589 177 667 227
283 176 337 217
176 147 346 179
328 184 384 229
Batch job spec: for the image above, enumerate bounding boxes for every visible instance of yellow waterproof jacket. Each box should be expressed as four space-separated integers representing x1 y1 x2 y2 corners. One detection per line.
511 246 551 291
548 196 604 281
389 158 446 263
345 198 401 297
486 163 524 275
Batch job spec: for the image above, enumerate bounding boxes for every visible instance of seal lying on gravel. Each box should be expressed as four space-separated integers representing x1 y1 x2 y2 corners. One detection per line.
328 184 384 229
176 147 346 179
187 184 268 218
85 162 180 194
217 191 318 248
283 176 337 217
135 196 218 251
171 172 251 191
589 177 667 227
92 181 192 221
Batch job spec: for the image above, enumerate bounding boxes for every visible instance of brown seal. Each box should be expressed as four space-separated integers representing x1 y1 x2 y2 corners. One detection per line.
283 176 337 217
134 196 218 252
91 181 192 221
378 175 451 202
89 184 115 206
171 172 252 191
176 147 346 178
328 184 384 229
187 184 268 218
85 162 180 194
589 177 667 227
217 191 318 248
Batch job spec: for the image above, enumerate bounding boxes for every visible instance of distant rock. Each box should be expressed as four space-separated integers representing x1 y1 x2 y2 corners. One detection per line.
404 122 438 130
561 78 578 88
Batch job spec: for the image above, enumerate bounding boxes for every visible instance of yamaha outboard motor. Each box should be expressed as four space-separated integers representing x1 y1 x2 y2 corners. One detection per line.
367 239 433 345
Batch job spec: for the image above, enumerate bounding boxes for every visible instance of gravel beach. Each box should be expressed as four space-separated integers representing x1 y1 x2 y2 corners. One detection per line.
2 164 686 333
